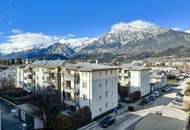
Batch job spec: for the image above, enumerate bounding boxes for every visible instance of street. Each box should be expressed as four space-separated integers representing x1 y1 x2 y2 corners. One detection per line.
0 100 23 130
80 80 185 130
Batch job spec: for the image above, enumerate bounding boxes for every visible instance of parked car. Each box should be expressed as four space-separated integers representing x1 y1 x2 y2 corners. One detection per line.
175 97 183 102
99 116 116 128
154 91 160 97
176 92 184 97
149 94 156 101
162 87 171 92
139 98 149 105
171 100 183 106
128 106 135 111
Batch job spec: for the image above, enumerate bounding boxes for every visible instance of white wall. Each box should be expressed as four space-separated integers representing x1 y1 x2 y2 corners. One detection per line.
130 70 150 96
79 69 118 119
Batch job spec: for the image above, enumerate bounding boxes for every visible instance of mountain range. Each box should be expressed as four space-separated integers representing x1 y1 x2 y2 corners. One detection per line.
1 20 190 62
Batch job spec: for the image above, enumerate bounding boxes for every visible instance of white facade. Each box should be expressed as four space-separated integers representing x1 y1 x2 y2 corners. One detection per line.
79 69 118 119
61 63 119 119
130 68 150 97
0 67 16 80
16 60 64 92
150 72 166 91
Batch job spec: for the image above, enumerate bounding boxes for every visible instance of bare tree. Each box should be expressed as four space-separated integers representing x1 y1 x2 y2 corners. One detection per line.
31 90 64 128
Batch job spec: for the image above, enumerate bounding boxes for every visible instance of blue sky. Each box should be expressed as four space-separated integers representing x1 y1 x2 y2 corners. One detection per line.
0 0 190 37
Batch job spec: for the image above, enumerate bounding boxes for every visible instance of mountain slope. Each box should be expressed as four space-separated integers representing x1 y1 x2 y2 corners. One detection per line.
76 21 190 61
1 43 74 60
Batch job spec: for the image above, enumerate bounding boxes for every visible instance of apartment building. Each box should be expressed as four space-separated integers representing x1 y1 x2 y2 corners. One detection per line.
150 71 166 92
130 67 151 96
61 63 119 119
17 61 119 119
118 66 130 87
119 66 151 97
16 60 65 92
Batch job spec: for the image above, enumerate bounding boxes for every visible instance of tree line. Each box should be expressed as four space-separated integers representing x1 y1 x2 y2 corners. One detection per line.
0 58 23 65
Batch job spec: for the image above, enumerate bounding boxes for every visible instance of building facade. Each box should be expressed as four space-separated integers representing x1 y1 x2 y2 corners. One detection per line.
119 66 151 97
17 61 119 119
61 63 119 119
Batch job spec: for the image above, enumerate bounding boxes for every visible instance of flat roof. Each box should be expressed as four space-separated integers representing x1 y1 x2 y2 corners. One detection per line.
30 60 65 68
64 63 119 71
134 113 186 130
17 103 37 117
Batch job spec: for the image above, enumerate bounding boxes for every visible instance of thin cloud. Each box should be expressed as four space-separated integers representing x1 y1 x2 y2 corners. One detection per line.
172 27 182 31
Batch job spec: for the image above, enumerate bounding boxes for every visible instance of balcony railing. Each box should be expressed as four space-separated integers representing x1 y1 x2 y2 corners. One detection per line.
64 99 78 106
63 87 79 93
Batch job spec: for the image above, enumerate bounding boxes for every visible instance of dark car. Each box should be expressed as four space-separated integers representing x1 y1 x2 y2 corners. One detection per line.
149 94 156 101
128 106 135 111
99 116 116 128
139 98 149 105
176 92 184 97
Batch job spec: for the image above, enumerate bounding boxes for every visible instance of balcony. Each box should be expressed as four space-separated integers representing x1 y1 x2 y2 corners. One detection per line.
64 74 75 81
64 99 78 106
24 72 33 77
63 87 79 93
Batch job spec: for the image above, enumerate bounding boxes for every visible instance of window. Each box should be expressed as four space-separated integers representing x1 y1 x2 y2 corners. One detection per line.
99 107 102 112
105 102 108 109
105 70 107 75
83 95 87 100
100 72 101 76
99 95 102 100
105 80 108 86
99 83 102 88
105 91 108 97
111 70 113 75
83 82 87 88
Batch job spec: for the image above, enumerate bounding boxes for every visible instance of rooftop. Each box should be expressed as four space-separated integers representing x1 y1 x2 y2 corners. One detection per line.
65 62 119 71
30 60 65 68
134 113 187 130
17 103 37 117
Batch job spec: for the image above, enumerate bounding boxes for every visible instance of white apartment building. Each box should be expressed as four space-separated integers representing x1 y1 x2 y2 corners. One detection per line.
130 67 150 97
118 66 130 87
119 66 151 97
150 71 166 92
61 63 119 119
17 61 119 119
16 60 65 92
0 66 16 81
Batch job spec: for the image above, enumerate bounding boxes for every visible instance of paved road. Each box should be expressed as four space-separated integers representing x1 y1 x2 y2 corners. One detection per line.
80 80 185 130
0 100 23 130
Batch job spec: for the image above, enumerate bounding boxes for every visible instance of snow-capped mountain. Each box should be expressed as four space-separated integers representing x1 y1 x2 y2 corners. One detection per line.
1 43 74 60
78 20 190 60
1 20 190 61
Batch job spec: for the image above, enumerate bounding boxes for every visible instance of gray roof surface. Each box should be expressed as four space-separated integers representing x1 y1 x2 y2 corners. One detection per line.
65 63 119 71
17 103 37 117
30 60 65 67
134 113 186 130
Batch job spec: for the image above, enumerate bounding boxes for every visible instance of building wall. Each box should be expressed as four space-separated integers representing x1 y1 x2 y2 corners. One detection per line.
130 70 150 96
79 69 118 119
34 117 44 129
